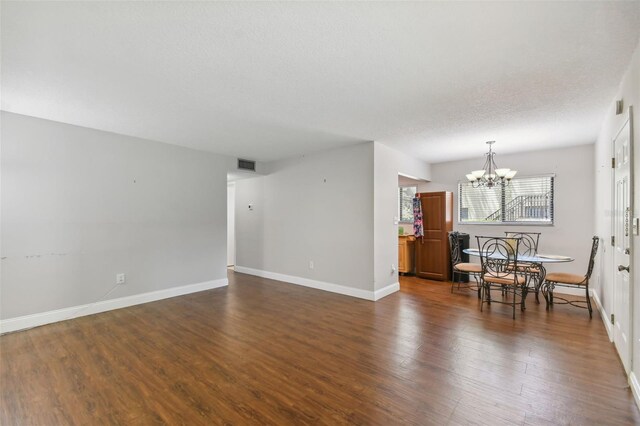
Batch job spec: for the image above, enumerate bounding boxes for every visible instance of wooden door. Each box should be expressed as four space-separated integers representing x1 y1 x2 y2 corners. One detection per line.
415 192 453 281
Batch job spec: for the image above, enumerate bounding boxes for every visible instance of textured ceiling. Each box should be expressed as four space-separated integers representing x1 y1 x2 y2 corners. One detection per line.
2 2 639 163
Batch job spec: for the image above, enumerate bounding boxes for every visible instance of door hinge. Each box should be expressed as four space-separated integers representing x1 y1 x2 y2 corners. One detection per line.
611 313 615 324
611 236 615 246
612 157 616 168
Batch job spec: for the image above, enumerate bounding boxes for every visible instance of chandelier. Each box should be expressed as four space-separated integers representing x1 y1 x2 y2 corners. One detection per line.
465 141 517 188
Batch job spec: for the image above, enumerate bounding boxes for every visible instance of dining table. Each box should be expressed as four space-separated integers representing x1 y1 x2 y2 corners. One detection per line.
463 248 574 306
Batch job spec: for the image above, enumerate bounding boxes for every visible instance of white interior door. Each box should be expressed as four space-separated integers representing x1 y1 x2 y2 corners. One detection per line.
613 109 633 373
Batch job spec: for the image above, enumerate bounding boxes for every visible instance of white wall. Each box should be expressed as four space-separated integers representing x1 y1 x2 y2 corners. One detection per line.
420 144 595 279
1 112 229 323
234 143 376 296
373 142 431 290
593 40 640 380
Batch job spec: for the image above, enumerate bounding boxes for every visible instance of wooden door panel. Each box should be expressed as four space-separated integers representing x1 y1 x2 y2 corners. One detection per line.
422 195 443 231
416 238 445 280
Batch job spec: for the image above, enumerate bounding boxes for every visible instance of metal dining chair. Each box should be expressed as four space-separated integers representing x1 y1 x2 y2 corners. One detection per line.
504 232 541 256
505 231 542 303
448 231 482 297
476 236 528 319
541 236 599 318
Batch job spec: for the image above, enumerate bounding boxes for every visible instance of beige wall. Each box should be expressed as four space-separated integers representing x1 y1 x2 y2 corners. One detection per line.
234 142 376 296
1 112 229 320
373 143 431 290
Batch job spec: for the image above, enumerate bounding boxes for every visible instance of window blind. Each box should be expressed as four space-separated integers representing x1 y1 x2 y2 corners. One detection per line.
458 176 554 224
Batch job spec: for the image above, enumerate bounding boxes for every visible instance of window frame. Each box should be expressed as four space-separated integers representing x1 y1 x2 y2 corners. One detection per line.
398 186 417 224
457 174 555 226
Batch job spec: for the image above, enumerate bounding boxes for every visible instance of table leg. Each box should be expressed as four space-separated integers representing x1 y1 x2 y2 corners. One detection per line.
536 263 546 305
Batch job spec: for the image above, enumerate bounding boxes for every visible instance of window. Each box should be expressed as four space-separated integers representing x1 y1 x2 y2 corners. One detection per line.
399 186 417 223
458 175 554 225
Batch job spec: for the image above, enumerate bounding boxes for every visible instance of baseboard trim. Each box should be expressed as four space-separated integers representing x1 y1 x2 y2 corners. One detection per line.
374 282 400 301
0 278 228 334
234 266 384 301
630 372 640 412
590 289 613 341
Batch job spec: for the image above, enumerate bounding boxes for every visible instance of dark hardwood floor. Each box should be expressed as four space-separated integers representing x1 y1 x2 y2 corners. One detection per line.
1 272 639 425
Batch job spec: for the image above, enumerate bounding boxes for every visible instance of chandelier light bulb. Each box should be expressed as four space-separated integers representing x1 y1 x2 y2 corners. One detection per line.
495 168 510 178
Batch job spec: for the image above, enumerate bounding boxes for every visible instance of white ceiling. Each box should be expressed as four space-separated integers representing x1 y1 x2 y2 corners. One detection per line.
2 2 639 163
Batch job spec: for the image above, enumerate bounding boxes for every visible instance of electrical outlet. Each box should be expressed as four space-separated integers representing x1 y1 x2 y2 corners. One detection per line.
116 273 126 285
309 260 314 270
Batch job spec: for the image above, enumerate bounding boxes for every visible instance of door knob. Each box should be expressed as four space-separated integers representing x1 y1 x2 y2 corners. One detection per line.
618 265 630 273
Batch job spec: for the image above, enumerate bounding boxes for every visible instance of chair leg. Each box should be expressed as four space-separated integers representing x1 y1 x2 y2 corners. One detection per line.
451 270 465 293
585 284 593 319
543 282 554 307
541 281 550 310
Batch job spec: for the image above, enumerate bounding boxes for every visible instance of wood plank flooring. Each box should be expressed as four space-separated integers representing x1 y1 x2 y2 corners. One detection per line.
1 272 639 425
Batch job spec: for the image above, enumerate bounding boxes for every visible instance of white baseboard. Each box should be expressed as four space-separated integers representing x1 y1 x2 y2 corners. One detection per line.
0 278 228 334
630 372 640 412
234 266 399 301
374 282 400 301
590 289 613 341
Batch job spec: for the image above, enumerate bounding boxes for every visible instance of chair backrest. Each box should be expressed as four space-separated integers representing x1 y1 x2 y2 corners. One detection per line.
476 236 521 278
504 232 540 256
448 231 462 266
586 236 599 279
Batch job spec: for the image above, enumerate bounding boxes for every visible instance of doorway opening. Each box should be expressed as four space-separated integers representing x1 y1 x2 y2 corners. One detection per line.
227 182 236 269
397 174 424 276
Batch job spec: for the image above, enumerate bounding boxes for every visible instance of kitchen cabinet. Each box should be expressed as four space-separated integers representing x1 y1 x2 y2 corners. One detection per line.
398 235 415 274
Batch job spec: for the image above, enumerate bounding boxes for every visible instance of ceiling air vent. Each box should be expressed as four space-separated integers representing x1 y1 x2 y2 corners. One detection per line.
237 158 256 172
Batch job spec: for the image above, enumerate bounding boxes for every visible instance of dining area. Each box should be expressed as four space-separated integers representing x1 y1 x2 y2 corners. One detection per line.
448 231 599 320
402 188 602 321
